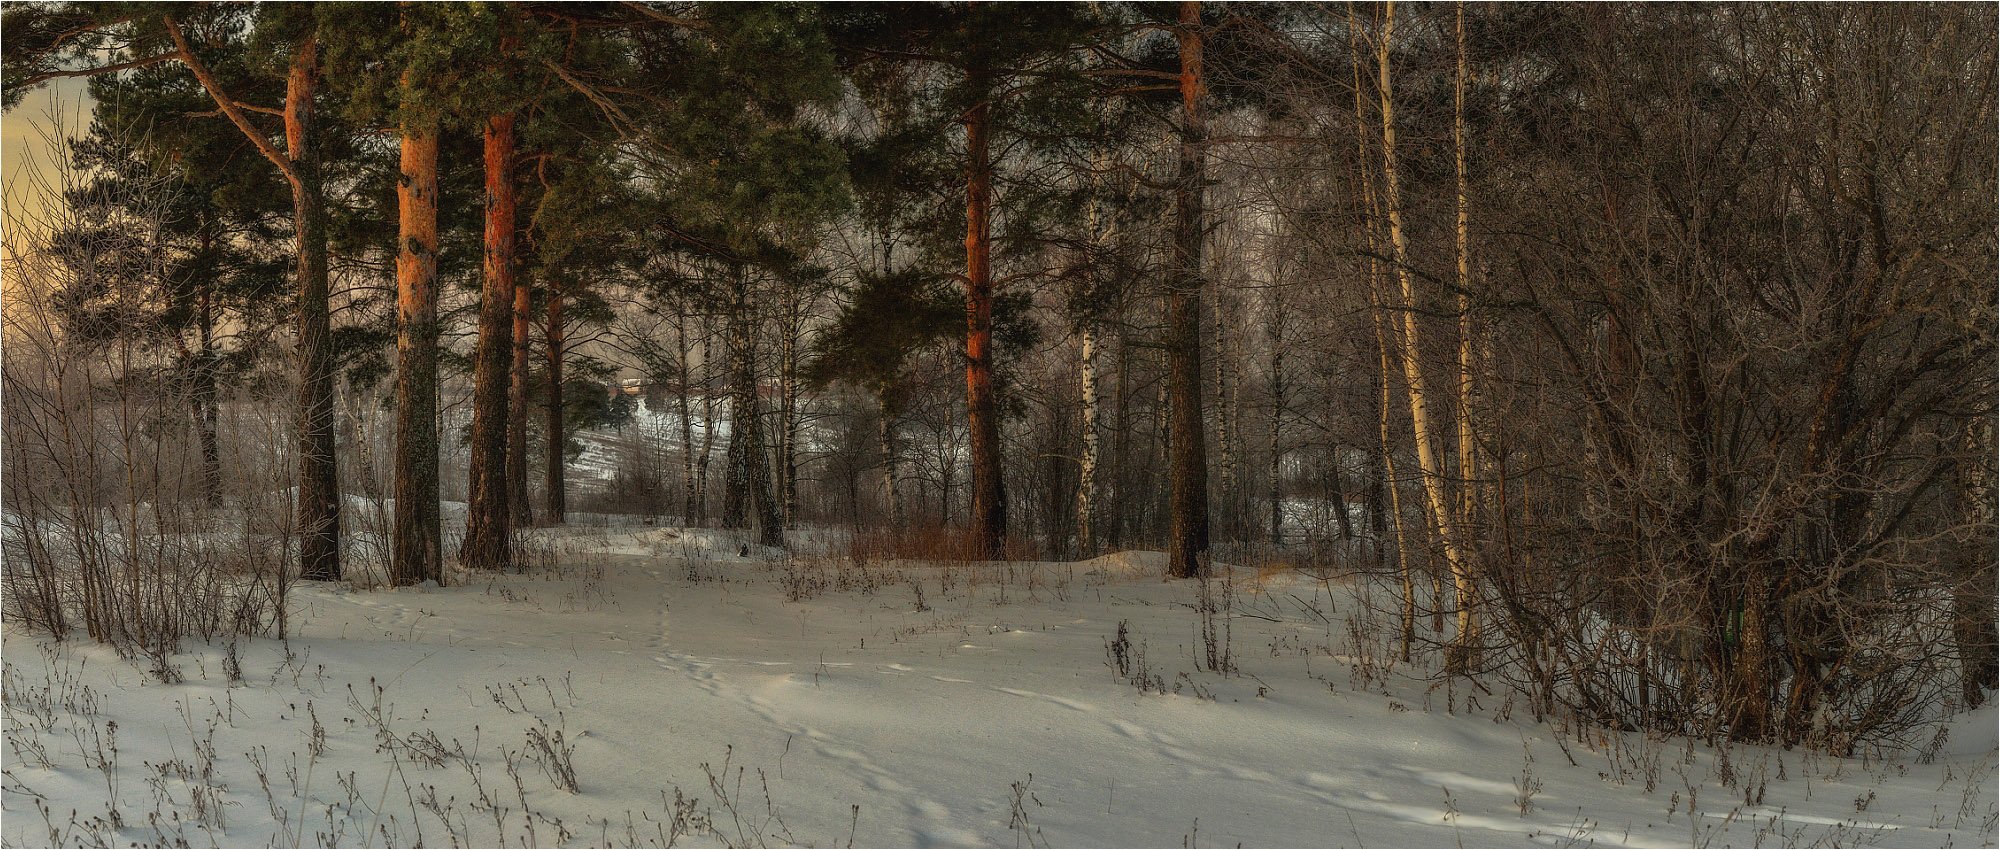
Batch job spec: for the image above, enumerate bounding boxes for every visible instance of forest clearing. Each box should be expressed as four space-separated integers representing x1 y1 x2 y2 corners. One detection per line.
4 521 1996 847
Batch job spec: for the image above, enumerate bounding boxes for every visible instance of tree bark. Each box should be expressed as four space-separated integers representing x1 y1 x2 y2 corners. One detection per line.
721 267 784 548
695 326 719 525
508 269 534 529
677 304 699 523
1165 0 1212 580
879 398 905 530
391 119 442 587
1350 5 1414 657
286 34 340 582
1266 310 1284 548
461 111 517 571
544 289 566 524
962 74 1008 559
1077 322 1099 556
1452 0 1482 560
1377 1 1475 667
192 217 223 507
160 18 337 577
779 293 801 526
1213 290 1238 544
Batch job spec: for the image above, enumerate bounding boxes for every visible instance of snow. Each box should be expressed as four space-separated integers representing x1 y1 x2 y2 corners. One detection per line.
4 522 1995 848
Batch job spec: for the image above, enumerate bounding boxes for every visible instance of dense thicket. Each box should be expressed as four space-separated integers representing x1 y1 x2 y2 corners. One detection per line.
3 1 1992 750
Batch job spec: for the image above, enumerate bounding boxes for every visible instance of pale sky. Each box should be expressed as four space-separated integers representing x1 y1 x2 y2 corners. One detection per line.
3 78 95 242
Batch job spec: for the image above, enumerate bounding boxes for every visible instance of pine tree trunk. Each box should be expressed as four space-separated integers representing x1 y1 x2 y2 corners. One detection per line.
722 390 747 530
391 119 441 587
1377 2 1475 667
721 268 783 547
287 34 340 582
1165 0 1212 580
543 291 567 524
461 111 517 572
962 75 1007 559
780 298 800 526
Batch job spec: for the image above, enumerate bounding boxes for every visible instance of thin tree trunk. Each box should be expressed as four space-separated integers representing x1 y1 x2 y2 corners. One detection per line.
962 73 1007 559
722 268 751 533
677 305 699 524
1154 358 1172 541
695 325 718 526
1077 322 1099 556
461 110 517 571
879 398 904 530
1377 1 1474 667
391 119 441 587
1213 289 1238 545
1165 0 1211 579
1112 326 1131 549
193 219 222 507
1266 314 1284 548
509 269 534 529
544 291 567 524
1351 6 1414 657
780 295 800 526
1452 0 1481 563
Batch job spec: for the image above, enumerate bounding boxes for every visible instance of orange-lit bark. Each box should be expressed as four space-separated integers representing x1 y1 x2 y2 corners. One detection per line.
461 111 518 571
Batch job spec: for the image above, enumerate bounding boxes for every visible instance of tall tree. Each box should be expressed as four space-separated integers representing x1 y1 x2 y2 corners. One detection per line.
835 2 1097 559
1163 0 1212 579
1371 1 1476 665
461 11 539 570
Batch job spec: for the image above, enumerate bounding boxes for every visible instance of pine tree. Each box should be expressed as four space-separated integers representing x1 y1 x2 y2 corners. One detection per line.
833 2 1099 559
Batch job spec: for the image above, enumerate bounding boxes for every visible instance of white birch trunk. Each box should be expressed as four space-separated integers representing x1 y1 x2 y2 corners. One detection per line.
1377 0 1477 667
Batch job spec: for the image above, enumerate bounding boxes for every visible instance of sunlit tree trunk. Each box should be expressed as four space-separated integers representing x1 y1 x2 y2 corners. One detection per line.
285 34 340 582
1377 1 1475 667
1452 0 1482 566
461 110 517 571
962 73 1008 559
391 118 442 586
1349 4 1415 657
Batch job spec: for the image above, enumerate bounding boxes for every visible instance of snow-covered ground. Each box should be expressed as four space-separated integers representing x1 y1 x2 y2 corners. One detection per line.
4 522 1994 848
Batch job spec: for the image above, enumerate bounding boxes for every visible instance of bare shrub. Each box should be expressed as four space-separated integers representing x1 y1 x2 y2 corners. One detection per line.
2 113 287 655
